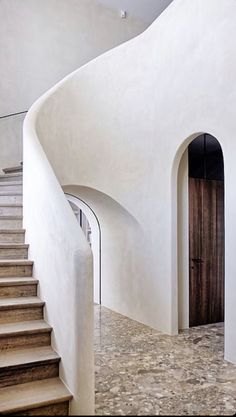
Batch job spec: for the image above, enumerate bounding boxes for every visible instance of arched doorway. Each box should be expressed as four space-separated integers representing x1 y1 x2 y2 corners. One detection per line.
178 133 224 329
65 193 101 305
188 134 224 326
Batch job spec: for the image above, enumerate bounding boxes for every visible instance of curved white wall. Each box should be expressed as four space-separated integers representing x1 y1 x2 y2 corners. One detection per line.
25 0 236 374
23 113 94 415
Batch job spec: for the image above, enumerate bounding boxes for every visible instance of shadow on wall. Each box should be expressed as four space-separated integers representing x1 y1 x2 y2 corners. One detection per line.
63 184 146 316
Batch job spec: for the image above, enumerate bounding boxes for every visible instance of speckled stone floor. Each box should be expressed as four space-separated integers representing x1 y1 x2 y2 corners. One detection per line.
94 305 236 415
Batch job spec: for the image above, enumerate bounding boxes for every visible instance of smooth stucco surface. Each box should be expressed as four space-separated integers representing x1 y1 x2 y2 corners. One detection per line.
24 0 236 412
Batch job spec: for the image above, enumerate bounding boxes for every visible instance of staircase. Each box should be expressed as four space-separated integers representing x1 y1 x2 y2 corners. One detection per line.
0 164 72 415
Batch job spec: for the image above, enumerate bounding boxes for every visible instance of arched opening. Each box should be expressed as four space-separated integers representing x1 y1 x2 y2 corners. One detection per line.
178 133 224 329
66 193 101 305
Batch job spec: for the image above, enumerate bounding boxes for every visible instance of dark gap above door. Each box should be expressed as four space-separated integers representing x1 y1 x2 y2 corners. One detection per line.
188 134 224 181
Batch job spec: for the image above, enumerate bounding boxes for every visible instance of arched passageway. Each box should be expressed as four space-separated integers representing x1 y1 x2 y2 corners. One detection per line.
178 133 224 329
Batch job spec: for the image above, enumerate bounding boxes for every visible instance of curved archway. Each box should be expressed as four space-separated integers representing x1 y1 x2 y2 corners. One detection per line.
177 133 225 330
65 193 101 304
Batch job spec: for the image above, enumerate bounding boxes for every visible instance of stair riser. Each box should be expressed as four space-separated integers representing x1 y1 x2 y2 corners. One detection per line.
0 220 22 229
0 307 43 324
0 233 25 244
0 207 22 216
0 186 22 193
6 402 69 416
0 284 37 298
0 196 22 205
0 175 22 183
0 265 32 277
0 361 59 389
0 332 51 351
0 248 28 260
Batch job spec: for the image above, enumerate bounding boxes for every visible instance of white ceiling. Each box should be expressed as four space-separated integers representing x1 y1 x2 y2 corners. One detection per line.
96 0 174 24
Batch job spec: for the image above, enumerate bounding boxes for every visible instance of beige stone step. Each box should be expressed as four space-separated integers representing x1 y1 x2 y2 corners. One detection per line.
0 244 28 260
0 346 60 388
2 166 23 174
0 320 52 351
0 230 25 244
0 187 22 195
0 297 44 324
0 182 22 193
0 182 22 187
0 260 33 277
0 277 37 298
0 205 23 216
0 378 72 415
0 216 23 229
0 193 22 204
0 173 22 183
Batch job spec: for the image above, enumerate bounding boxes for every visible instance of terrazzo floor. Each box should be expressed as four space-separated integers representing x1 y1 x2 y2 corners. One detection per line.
94 305 236 415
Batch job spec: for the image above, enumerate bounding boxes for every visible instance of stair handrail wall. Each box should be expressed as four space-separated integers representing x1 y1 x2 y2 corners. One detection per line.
23 101 94 415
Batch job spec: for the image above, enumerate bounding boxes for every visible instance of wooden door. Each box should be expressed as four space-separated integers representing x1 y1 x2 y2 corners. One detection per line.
189 177 224 327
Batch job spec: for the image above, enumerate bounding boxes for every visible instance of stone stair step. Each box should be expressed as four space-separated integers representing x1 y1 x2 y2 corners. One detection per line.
0 244 28 260
0 194 22 204
0 377 72 415
0 297 44 324
0 216 23 230
0 320 52 351
0 205 23 216
0 173 22 183
0 346 59 388
0 260 33 277
0 277 37 298
0 230 25 244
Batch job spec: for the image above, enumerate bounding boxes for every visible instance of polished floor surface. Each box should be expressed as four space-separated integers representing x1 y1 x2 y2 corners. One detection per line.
95 305 236 415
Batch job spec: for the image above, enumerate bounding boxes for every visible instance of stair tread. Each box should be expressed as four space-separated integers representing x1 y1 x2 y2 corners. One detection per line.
0 277 37 286
0 320 52 336
0 377 72 413
0 229 25 234
0 297 44 308
0 244 28 248
0 260 33 265
0 173 22 178
0 191 22 195
0 204 22 207
0 346 59 369
0 215 23 219
0 181 22 186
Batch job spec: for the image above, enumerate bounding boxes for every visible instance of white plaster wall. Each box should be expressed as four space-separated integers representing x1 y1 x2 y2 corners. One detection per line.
0 0 147 117
23 113 94 415
97 0 173 23
64 186 147 324
25 0 236 364
0 114 25 170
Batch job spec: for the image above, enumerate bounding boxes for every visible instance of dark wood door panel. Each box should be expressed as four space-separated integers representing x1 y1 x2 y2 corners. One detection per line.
189 178 224 327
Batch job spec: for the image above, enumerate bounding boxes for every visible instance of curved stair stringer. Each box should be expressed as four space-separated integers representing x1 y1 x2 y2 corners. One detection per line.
23 106 94 415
